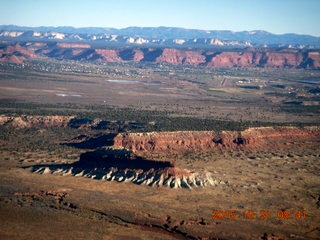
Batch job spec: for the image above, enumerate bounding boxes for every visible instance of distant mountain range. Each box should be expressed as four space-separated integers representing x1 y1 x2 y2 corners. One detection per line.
1 25 320 48
1 25 319 68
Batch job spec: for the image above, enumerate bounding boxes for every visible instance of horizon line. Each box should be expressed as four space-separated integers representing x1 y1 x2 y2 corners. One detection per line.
1 24 319 38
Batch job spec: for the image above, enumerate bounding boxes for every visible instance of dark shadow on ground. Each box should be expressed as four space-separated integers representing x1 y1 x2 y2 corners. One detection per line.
24 148 174 174
23 149 204 189
75 148 174 170
68 118 146 131
63 133 117 149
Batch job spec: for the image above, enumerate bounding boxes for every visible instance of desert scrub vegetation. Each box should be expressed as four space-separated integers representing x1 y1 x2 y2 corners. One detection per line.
0 100 295 132
0 126 84 158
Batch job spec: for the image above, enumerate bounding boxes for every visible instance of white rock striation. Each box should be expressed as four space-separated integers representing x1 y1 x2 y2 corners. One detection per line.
30 165 219 189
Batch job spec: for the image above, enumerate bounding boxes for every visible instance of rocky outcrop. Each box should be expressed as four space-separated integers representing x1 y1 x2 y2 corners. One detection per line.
155 48 206 65
2 115 319 152
113 127 320 153
206 52 258 67
29 149 218 189
205 51 313 68
1 42 320 69
0 43 37 64
0 115 148 132
306 51 320 68
119 49 144 61
95 49 122 62
31 165 218 189
24 125 320 189
263 52 304 67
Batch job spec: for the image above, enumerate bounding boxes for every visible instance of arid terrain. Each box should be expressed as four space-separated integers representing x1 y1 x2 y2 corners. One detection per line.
0 40 320 239
1 41 320 68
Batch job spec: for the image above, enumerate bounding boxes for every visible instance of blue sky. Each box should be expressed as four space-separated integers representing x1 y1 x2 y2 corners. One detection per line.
1 0 320 36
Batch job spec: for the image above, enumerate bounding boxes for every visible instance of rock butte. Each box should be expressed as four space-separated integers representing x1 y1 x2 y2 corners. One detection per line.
30 149 219 189
2 115 319 152
23 122 320 189
1 116 319 152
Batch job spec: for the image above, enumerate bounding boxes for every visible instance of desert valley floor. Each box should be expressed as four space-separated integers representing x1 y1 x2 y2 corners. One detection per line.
0 59 320 239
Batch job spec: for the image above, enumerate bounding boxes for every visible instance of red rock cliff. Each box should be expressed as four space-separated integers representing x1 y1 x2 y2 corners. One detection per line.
1 42 320 69
113 127 320 153
155 48 206 65
307 52 320 68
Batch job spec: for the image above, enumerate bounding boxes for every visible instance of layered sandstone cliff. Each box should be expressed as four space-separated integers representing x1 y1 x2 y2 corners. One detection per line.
28 126 320 189
2 115 319 152
155 48 206 65
1 42 320 69
0 43 37 64
113 127 320 153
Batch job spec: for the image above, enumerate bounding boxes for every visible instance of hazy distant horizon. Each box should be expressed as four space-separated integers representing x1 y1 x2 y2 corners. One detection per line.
1 0 320 37
2 24 320 38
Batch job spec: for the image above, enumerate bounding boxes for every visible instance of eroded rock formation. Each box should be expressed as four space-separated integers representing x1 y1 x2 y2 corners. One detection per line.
113 127 320 153
0 115 145 131
23 124 320 189
30 149 217 189
0 43 37 64
1 42 320 69
155 48 206 65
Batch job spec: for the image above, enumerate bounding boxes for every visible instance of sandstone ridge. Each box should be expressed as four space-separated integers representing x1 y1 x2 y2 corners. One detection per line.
113 127 320 153
19 121 320 190
2 115 319 153
1 42 319 68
